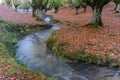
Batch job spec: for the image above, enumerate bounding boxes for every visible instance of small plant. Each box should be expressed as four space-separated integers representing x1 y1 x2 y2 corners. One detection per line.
109 48 114 53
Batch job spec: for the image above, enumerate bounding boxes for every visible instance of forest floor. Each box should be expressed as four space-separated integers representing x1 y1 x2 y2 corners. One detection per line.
0 1 120 79
47 2 120 65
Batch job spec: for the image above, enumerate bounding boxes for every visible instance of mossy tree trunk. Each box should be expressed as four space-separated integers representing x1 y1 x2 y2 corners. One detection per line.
114 3 119 13
91 7 103 27
36 9 46 20
29 0 62 20
29 0 40 17
12 0 21 12
82 0 111 27
68 0 74 10
68 0 73 6
32 6 36 17
29 0 49 20
113 0 120 13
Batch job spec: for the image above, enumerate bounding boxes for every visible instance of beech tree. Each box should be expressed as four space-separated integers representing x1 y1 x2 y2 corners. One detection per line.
81 0 111 27
16 0 119 27
29 0 62 20
12 0 21 12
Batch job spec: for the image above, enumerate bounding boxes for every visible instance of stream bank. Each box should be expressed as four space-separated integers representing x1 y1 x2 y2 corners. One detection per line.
46 23 120 67
0 19 54 80
15 16 120 80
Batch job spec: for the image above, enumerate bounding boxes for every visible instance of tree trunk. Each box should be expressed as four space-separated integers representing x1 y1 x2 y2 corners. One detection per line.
91 7 103 27
114 3 119 13
113 0 120 13
11 0 14 8
32 7 37 17
75 8 79 14
68 0 72 5
36 9 46 20
83 7 86 12
15 7 17 12
26 8 29 12
68 0 74 10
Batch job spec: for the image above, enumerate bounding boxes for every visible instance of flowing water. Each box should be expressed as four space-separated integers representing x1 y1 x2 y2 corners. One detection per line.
15 17 120 80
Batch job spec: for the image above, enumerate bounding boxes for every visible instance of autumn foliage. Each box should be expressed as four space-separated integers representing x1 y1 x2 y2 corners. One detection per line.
47 2 120 65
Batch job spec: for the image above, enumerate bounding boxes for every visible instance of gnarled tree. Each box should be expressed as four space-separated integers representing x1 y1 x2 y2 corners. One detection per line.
29 0 62 20
12 0 21 12
82 0 111 27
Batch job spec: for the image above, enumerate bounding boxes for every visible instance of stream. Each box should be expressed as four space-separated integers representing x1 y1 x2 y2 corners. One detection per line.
15 17 120 80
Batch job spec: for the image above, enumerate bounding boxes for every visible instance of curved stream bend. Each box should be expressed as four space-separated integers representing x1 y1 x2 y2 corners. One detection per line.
15 27 88 80
15 17 120 80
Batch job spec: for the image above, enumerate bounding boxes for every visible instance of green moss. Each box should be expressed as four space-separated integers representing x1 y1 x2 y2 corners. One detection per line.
46 32 58 49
